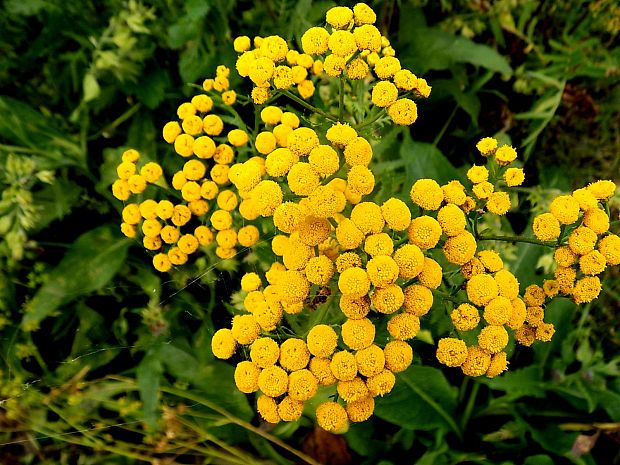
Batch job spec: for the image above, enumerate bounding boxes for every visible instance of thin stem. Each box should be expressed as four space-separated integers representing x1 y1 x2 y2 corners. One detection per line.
88 103 142 140
339 76 345 120
460 380 480 430
278 90 339 122
476 234 556 247
354 108 386 130
430 289 464 304
433 105 458 146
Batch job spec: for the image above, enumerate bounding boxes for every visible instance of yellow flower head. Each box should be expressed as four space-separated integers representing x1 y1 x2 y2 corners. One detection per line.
301 27 330 55
408 215 442 249
387 312 420 340
288 369 319 401
568 226 597 255
532 213 561 241
437 204 466 237
461 257 485 280
337 377 370 403
305 255 335 286
336 252 363 273
450 303 480 331
297 215 331 246
324 54 346 77
306 324 338 358
351 202 385 234
467 165 489 184
309 357 338 386
535 322 555 342
326 6 354 28
371 81 398 107
366 369 396 397
211 328 237 359
248 57 276 85
308 185 347 218
494 145 517 166
326 122 358 148
364 233 394 257
599 234 620 265
467 273 499 306
231 314 261 345
495 269 520 300
443 231 477 265
278 396 304 422
483 296 512 325
487 191 511 215
410 179 444 211
486 352 508 378
316 401 349 433
478 325 509 354
417 257 443 289
374 56 401 79
586 180 616 200
477 250 504 272
341 318 375 351
257 395 280 424
308 145 340 177
260 35 289 62
461 346 491 377
346 396 375 423
250 338 280 368
279 338 311 372
339 294 371 320
233 35 251 52
571 187 598 211
381 197 411 231
393 244 425 279
436 338 468 367
442 180 467 205
353 3 377 25
346 58 371 79
372 284 405 314
366 255 399 288
572 276 602 304
347 165 375 195
506 298 526 330
354 345 385 377
514 325 536 347
504 168 525 187
344 136 373 166
476 137 498 156
393 69 418 91
329 30 357 56
234 361 261 393
387 98 418 125
583 208 609 234
550 195 580 225
383 340 413 373
330 350 358 381
258 365 289 397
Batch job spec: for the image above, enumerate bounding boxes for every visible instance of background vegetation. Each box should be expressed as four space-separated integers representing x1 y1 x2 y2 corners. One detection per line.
1 0 619 464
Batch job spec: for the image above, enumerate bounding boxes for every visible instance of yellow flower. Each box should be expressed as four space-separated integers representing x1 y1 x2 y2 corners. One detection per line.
504 167 525 187
436 338 467 367
178 234 199 254
363 233 393 257
346 396 375 423
202 114 224 136
478 325 509 354
532 213 561 241
586 180 616 200
326 122 357 147
309 357 337 386
555 266 577 294
372 284 405 314
231 314 261 345
260 35 289 62
251 180 284 216
278 396 304 422
280 270 311 303
150 253 169 272
583 208 609 234
257 395 280 424
345 58 370 80
326 5 354 28
571 187 598 211
364 256 397 288
483 296 512 325
241 273 262 293
347 166 375 196
568 226 597 255
238 225 260 247
344 136 373 166
353 3 376 25
301 27 330 55
288 369 318 401
525 305 544 326
413 78 432 97
351 202 385 234
380 198 411 231
227 129 249 147
127 174 147 194
279 338 310 372
336 252 362 274
337 377 370 403
442 180 467 205
329 30 357 56
543 279 560 298
417 257 443 289
506 298 526 330
487 191 511 215
116 161 136 180
437 204 466 237
341 318 375 351
442 231 477 265
296 215 331 246
580 250 607 275
371 81 398 107
316 402 349 433
514 325 536 347
194 225 213 246
353 345 384 378
339 294 371 320
308 145 341 177
550 195 580 224
281 112 300 128
393 69 417 91
308 186 347 218
467 273 499 306
495 269 520 299
162 121 182 143
535 322 555 342
330 350 358 381
249 57 276 85
467 165 489 184
387 313 420 340
177 102 196 120
486 352 508 378
476 137 498 155
120 222 136 239
366 369 396 397
306 324 338 358
233 35 251 52
387 98 417 125
324 54 346 76
599 234 620 265
383 340 413 373
282 240 313 271
234 361 261 393
407 216 441 249
374 56 401 79
258 365 289 397
450 303 480 331
168 247 188 265
572 276 602 304
494 145 517 166
461 346 491 376
252 86 270 104
477 250 503 273
410 179 444 211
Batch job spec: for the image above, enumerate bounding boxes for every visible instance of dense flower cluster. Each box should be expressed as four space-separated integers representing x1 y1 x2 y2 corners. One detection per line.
112 66 259 271
114 2 619 432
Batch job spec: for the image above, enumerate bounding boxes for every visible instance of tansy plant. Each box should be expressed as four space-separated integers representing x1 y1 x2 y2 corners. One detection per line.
112 4 619 434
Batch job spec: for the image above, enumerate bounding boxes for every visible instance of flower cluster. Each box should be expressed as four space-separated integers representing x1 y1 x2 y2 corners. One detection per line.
112 67 260 271
532 181 618 305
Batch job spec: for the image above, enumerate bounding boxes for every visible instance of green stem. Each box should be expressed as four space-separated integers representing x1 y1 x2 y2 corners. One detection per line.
460 381 480 430
433 106 458 146
430 289 463 305
339 76 345 120
279 90 339 122
354 109 386 130
476 234 556 247
88 103 142 140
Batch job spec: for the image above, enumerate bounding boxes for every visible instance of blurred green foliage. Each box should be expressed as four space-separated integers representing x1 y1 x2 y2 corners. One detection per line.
0 0 619 464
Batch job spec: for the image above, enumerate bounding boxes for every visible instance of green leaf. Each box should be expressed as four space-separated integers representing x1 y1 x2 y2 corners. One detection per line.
137 348 163 428
401 134 464 185
21 225 131 330
481 366 546 399
32 178 82 232
374 365 460 435
524 455 555 465
83 72 101 102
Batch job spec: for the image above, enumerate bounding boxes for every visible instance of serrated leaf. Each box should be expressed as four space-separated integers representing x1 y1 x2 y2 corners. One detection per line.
21 225 131 330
